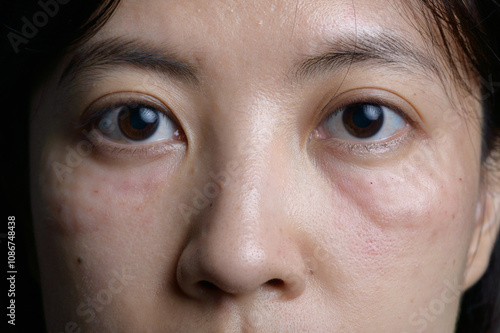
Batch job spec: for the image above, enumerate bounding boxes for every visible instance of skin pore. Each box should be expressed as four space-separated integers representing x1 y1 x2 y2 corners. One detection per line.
29 0 500 332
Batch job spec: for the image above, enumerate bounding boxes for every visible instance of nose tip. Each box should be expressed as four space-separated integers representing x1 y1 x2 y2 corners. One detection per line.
176 228 307 300
175 140 307 302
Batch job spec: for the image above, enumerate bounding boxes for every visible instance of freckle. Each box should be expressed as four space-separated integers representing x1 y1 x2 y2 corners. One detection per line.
77 257 82 264
453 259 456 265
452 214 455 220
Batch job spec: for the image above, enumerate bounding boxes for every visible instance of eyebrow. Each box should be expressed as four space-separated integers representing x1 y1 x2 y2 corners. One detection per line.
59 37 200 86
293 31 444 82
60 32 444 90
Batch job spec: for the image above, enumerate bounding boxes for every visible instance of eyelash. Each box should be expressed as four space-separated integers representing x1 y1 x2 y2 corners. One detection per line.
77 94 185 158
325 133 413 156
77 91 418 159
316 96 418 154
328 96 416 127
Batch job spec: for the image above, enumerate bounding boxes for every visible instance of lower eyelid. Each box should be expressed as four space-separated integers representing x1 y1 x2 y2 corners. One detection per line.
321 125 414 157
79 92 179 128
86 133 186 159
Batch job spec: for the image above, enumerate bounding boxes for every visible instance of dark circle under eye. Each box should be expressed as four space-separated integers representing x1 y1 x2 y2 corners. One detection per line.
342 103 384 138
118 104 160 141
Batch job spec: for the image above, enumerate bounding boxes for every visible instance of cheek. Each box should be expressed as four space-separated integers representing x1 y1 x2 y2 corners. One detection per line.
31 142 197 299
34 143 184 238
321 145 479 276
32 143 190 317
40 167 158 236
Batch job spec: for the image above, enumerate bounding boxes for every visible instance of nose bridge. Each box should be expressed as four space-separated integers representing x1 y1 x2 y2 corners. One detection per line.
201 124 284 270
176 98 306 299
208 91 285 222
229 124 276 224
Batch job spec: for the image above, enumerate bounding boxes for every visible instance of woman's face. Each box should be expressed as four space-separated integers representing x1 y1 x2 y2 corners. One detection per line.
30 0 498 332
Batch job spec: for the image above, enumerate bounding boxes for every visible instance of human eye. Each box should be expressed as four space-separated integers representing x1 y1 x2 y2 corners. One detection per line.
313 92 417 155
81 92 185 156
323 102 407 141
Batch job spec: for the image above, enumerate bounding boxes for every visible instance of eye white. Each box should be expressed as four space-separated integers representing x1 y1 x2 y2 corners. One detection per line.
96 104 177 143
324 104 407 141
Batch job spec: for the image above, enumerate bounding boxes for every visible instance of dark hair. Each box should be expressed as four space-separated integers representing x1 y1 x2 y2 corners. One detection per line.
403 1 500 332
1 2 121 331
1 0 499 332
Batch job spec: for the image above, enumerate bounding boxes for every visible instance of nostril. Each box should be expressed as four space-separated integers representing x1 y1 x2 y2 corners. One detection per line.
267 278 284 287
198 280 219 291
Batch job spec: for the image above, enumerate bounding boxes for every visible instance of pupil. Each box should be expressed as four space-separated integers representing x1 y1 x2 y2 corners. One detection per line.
343 103 384 138
129 108 157 129
118 105 159 140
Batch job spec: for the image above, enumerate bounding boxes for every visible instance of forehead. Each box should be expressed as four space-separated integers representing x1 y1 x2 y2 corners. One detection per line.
94 0 427 61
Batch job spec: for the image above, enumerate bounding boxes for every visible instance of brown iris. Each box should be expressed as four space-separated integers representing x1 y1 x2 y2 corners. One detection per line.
118 104 159 141
342 103 384 138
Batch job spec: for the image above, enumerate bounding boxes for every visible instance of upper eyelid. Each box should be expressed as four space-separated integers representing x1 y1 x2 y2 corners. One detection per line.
325 99 408 126
320 89 422 130
82 101 183 147
326 103 407 133
78 93 179 128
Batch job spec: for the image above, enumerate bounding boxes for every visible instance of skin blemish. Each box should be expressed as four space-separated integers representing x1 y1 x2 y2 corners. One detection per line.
77 257 82 264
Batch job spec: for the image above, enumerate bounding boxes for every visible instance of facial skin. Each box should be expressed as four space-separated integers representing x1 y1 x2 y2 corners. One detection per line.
30 0 500 332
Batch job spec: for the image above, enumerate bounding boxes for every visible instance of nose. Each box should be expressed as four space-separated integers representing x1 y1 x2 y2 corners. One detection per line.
176 157 307 301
